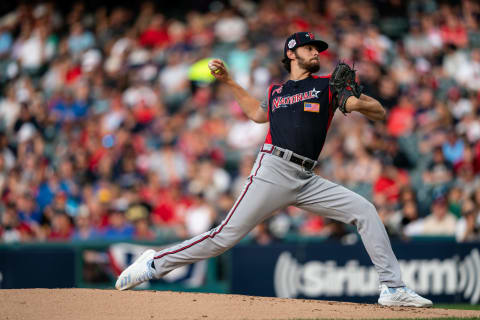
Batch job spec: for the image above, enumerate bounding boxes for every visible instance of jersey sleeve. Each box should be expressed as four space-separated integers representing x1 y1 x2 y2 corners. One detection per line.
324 75 333 109
322 75 336 130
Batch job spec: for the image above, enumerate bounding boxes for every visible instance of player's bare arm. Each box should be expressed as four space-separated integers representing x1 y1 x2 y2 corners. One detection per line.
329 63 385 122
345 94 386 121
209 59 268 124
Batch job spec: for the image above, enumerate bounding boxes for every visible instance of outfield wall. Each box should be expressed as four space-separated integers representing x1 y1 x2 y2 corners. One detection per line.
231 239 480 304
1 239 479 304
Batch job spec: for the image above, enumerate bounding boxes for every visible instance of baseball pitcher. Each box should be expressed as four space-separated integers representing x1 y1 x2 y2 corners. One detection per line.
115 32 432 307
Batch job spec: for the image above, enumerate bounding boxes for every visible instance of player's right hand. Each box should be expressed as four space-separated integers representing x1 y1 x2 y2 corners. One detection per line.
208 59 231 82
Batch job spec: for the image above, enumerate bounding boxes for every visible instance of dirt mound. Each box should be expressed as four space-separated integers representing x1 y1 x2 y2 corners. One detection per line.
1 289 479 319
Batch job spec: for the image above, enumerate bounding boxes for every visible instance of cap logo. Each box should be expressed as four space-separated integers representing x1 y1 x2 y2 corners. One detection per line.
307 32 314 39
288 39 296 49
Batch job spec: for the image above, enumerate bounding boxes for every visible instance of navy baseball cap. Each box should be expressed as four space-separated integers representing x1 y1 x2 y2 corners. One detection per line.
284 32 328 57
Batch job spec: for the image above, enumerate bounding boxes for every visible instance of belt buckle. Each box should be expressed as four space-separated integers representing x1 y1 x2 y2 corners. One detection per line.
301 158 314 171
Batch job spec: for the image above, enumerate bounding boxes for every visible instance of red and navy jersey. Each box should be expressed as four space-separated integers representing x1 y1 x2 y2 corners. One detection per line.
263 75 335 160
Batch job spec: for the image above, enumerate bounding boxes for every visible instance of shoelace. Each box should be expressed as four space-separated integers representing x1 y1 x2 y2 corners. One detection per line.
136 269 153 282
135 260 155 283
385 287 422 299
403 287 421 297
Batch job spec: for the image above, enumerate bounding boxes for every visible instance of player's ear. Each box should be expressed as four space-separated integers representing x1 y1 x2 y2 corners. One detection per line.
286 49 296 60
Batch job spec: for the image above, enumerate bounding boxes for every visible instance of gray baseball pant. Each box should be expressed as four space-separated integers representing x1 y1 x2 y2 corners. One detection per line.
152 144 404 287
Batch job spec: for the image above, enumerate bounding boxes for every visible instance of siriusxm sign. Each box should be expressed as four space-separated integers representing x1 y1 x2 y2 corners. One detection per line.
274 249 480 304
230 241 480 304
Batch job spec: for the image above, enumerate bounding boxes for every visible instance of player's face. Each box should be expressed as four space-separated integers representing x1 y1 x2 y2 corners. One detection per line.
294 45 320 73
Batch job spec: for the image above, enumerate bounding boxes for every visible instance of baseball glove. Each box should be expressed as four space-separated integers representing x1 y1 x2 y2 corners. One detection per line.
329 62 363 114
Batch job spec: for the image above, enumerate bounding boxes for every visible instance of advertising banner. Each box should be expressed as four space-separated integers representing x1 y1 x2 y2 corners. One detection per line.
231 241 480 304
0 246 76 289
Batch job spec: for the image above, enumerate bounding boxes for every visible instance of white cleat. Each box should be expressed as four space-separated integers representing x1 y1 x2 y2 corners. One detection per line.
115 249 156 291
378 284 433 307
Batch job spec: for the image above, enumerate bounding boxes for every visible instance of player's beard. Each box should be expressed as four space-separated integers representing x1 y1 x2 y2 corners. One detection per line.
294 51 320 73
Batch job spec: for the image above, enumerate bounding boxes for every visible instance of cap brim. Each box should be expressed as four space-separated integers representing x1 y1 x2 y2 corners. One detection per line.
303 40 328 52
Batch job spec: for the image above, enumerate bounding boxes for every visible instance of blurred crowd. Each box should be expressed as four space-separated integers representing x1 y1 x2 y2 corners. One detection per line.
1 0 480 244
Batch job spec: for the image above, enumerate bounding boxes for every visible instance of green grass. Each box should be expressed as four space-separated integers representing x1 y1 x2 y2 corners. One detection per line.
291 318 480 320
434 304 480 310
378 318 479 320
291 318 479 320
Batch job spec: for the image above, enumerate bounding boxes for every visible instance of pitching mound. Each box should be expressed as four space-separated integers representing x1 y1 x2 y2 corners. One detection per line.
1 289 479 319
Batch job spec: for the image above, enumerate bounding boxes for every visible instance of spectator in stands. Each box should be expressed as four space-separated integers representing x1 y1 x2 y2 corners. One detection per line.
373 160 409 205
134 217 156 240
16 192 42 224
139 14 170 48
72 205 95 241
48 212 73 241
1 202 35 242
67 22 95 54
442 130 465 167
456 197 480 242
422 196 458 236
455 160 480 197
103 206 135 240
447 186 463 218
386 96 415 138
183 191 216 238
423 146 454 197
387 200 420 237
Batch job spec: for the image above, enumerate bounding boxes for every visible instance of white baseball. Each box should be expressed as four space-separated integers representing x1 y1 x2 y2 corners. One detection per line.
208 60 218 71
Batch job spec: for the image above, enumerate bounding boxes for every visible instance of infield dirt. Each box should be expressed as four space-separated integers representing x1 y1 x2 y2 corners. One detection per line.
0 289 479 319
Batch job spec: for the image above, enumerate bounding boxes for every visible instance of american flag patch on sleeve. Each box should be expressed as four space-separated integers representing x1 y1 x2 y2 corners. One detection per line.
304 102 320 112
